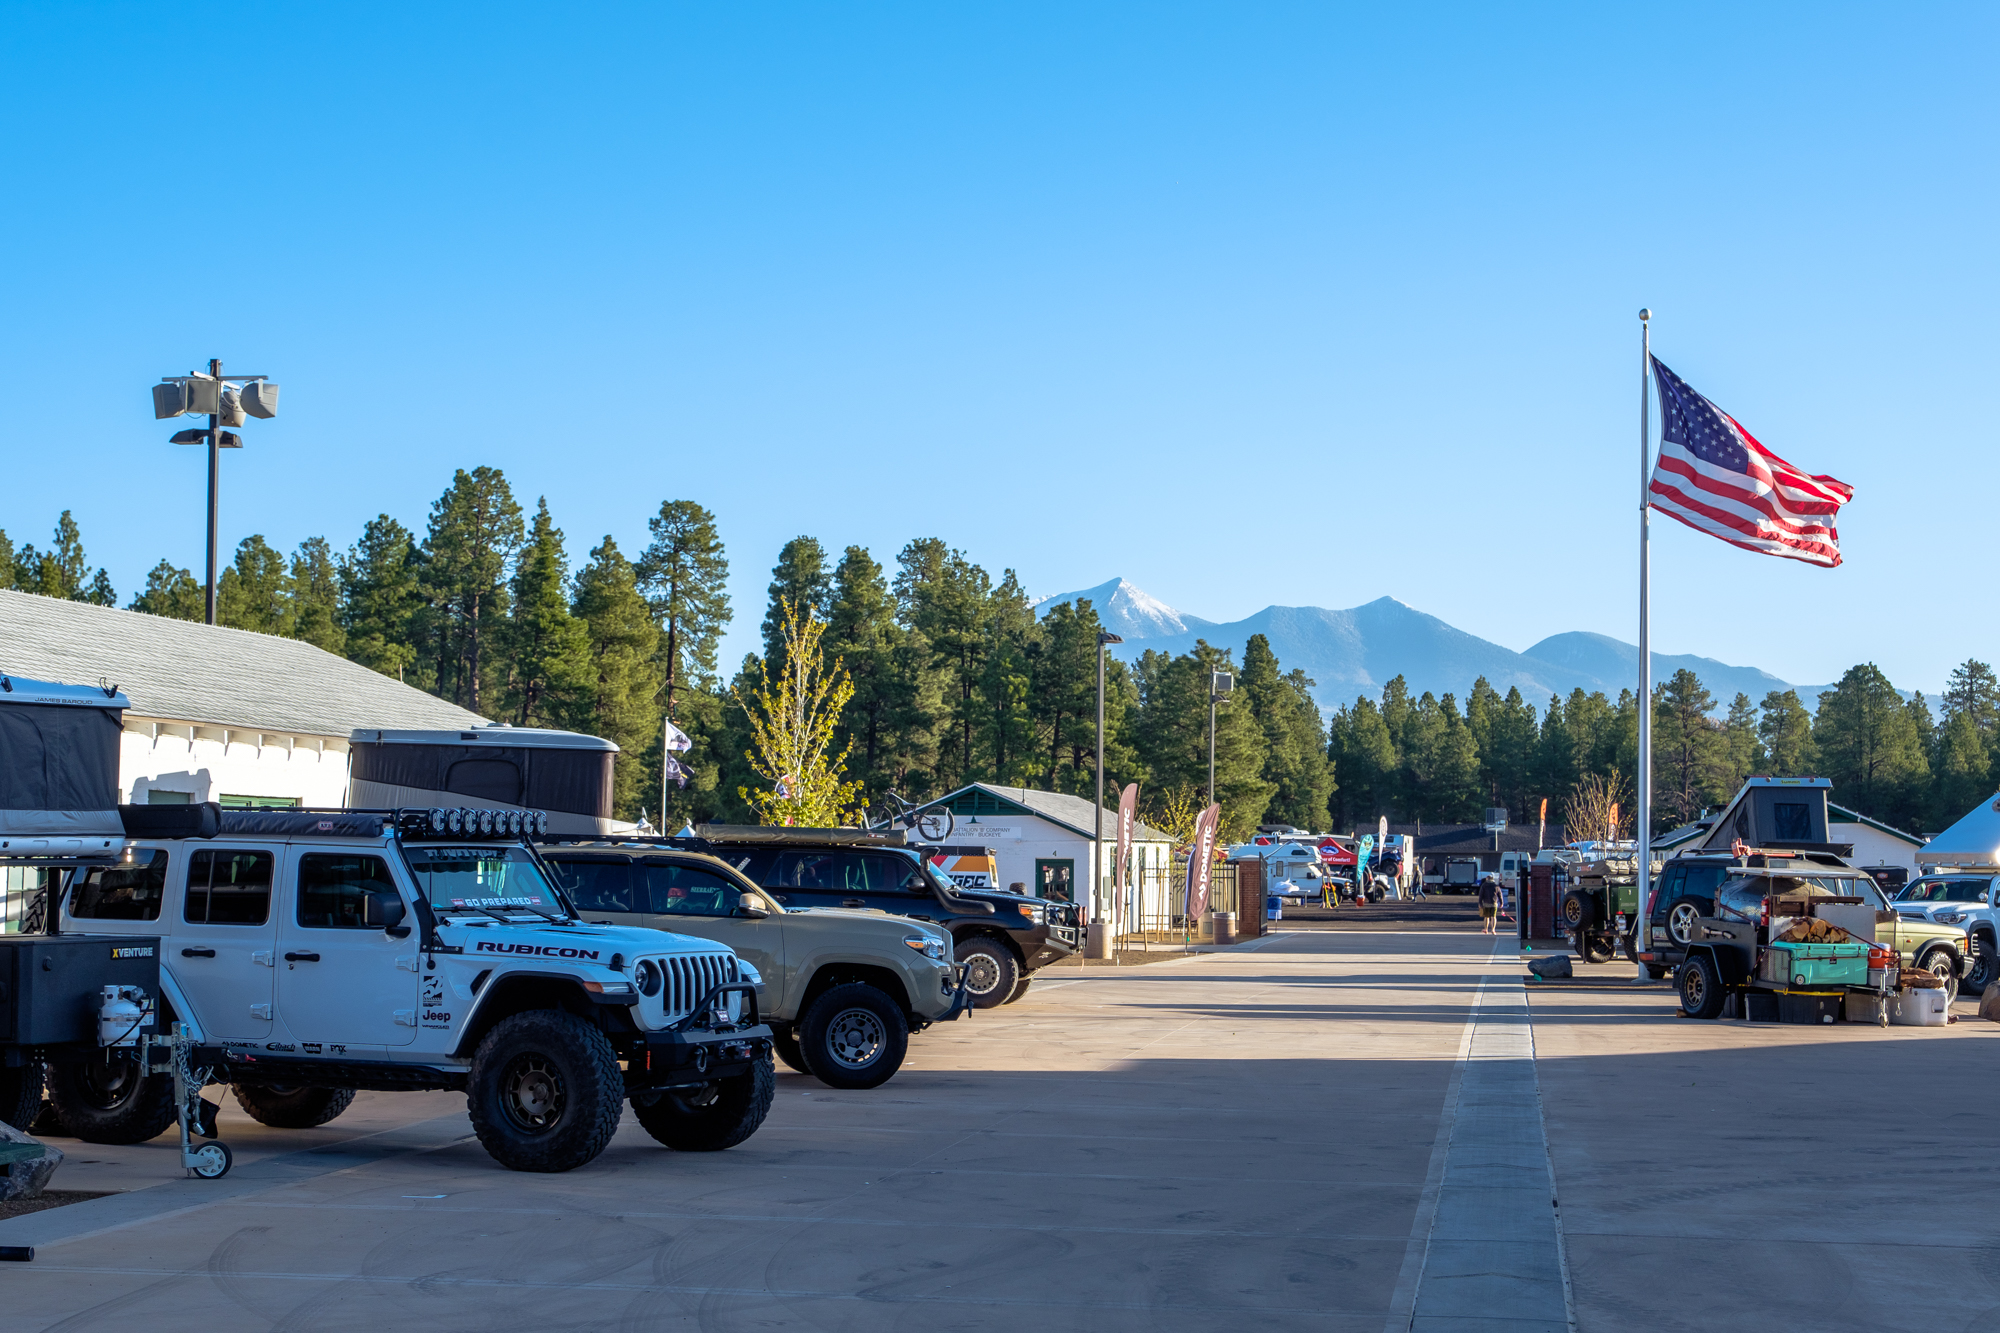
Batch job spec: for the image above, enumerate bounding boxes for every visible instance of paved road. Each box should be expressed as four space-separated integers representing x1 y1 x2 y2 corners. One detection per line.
4 933 1994 1331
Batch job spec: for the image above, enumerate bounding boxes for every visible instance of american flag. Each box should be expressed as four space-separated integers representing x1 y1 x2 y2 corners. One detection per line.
1647 356 1853 567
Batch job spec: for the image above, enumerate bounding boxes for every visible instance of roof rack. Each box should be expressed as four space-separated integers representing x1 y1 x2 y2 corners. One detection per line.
693 824 909 848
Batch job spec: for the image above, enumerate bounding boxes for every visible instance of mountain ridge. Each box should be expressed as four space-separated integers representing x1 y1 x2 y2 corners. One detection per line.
1032 578 1839 713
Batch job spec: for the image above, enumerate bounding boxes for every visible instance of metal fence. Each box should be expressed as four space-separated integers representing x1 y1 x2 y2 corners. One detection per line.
1113 861 1238 947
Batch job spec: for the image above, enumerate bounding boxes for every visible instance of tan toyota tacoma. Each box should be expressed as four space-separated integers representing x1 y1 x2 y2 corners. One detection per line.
540 843 969 1089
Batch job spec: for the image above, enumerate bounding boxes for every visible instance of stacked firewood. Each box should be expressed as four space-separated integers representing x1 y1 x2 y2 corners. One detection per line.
1775 919 1853 945
1900 967 1945 990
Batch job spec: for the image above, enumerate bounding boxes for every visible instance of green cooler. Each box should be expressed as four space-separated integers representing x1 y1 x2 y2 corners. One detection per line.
1768 941 1868 988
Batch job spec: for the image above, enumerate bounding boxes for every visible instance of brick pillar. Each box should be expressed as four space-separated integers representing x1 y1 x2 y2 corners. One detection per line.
1237 858 1266 938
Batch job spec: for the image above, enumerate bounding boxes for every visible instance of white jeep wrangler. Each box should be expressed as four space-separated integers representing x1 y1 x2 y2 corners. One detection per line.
51 806 774 1173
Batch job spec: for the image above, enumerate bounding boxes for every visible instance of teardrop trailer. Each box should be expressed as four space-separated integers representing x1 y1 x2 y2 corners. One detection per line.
0 675 776 1178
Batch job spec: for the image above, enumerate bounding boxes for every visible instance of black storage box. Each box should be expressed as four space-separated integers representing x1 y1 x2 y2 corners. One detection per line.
0 935 161 1047
1778 992 1842 1026
1742 990 1781 1023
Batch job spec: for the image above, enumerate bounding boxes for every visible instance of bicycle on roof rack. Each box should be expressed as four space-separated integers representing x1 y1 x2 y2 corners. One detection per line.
862 792 953 843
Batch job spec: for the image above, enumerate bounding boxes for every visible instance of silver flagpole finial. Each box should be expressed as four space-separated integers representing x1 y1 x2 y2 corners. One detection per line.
1639 308 1651 321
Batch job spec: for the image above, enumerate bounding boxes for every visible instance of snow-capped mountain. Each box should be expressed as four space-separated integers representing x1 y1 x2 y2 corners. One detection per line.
1035 579 1835 712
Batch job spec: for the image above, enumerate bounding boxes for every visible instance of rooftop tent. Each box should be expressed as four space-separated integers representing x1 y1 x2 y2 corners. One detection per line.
0 674 129 836
1915 796 2000 870
347 726 621 835
1693 776 1852 857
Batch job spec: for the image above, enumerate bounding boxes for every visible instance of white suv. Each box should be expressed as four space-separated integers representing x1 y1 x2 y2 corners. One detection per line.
1893 873 1999 994
53 806 774 1172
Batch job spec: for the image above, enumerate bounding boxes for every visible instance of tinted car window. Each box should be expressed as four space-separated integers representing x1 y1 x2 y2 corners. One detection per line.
639 862 739 916
297 854 399 929
185 850 274 925
768 851 841 890
71 851 169 921
547 858 636 914
1897 878 1988 904
847 853 924 894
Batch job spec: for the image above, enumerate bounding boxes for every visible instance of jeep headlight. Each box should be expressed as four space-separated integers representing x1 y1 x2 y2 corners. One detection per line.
633 959 663 997
903 934 946 962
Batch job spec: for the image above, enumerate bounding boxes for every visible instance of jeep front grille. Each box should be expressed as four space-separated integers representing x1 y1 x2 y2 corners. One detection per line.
659 952 739 1022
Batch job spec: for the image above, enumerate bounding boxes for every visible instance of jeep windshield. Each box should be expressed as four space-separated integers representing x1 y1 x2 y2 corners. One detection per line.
403 845 573 919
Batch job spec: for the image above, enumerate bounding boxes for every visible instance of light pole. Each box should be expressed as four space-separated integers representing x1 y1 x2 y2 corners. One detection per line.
1093 631 1122 939
154 361 279 624
1207 670 1234 808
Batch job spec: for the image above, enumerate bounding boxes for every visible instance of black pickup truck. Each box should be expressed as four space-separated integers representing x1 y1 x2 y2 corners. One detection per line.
697 826 1078 1008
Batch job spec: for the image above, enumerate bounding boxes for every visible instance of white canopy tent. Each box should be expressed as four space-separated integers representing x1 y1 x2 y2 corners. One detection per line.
1916 796 2000 871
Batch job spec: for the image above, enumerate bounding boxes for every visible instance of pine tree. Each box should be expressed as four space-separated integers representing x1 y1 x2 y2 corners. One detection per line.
762 537 833 677
1756 689 1817 774
638 500 731 722
1328 697 1397 825
217 535 290 635
129 561 203 620
422 467 524 712
977 571 1037 787
505 500 593 731
1941 660 2000 744
1722 693 1759 791
826 544 906 802
573 536 662 819
1813 664 1930 825
341 516 427 682
0 529 15 588
11 512 110 601
1133 641 1272 840
1239 634 1332 829
1652 669 1726 825
289 537 345 654
893 539 991 786
1933 710 1994 828
1029 599 1102 794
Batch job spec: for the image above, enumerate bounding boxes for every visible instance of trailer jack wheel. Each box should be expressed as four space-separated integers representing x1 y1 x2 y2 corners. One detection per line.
186 1141 232 1179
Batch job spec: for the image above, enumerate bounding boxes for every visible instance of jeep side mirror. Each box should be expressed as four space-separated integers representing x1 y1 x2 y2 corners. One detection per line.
365 890 407 932
738 891 770 919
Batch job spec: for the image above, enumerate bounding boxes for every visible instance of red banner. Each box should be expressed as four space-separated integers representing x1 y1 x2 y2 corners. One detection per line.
1185 803 1222 921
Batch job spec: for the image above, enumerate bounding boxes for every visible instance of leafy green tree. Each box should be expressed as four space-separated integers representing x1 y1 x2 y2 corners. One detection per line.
1239 634 1332 829
217 535 290 635
573 535 662 818
1651 669 1727 826
289 538 345 654
1756 689 1817 774
736 598 862 826
504 500 593 731
129 561 203 620
1813 663 1930 826
637 500 731 723
422 467 524 712
341 516 426 682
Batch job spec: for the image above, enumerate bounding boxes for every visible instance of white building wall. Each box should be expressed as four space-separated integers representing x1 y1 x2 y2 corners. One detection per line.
118 721 350 808
1832 816 1923 883
950 814 1169 917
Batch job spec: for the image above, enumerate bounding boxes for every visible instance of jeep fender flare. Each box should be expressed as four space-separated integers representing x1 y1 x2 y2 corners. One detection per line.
451 970 620 1058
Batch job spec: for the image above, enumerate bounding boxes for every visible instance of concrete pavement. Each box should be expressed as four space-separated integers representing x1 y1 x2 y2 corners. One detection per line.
2 930 1992 1331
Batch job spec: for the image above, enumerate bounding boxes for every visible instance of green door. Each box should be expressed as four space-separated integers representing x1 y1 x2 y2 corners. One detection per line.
1035 859 1074 903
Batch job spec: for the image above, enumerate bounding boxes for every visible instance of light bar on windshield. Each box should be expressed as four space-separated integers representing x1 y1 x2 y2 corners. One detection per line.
396 807 549 840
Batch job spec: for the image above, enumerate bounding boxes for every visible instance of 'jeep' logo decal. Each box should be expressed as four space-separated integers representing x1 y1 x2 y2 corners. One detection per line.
472 941 602 961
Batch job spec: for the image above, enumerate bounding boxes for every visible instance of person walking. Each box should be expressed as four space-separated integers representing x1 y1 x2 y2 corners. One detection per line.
1477 874 1502 935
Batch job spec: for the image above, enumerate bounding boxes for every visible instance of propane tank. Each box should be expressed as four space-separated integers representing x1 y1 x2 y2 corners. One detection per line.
98 985 150 1047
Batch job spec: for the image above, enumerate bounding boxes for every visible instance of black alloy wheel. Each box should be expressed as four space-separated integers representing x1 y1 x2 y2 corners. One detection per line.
799 984 908 1090
1966 935 1997 996
44 1052 178 1144
465 1009 624 1173
1679 954 1725 1019
632 1055 776 1152
1560 892 1593 930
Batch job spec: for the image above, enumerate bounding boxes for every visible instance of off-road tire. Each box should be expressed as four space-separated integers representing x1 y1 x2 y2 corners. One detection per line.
45 1053 177 1144
770 1028 813 1075
232 1084 357 1129
1679 954 1725 1019
955 938 1019 1011
1560 891 1595 931
1577 932 1616 965
1645 963 1670 981
465 1009 624 1173
0 1064 43 1132
1003 976 1033 1005
1665 898 1704 948
799 983 908 1090
1918 948 1961 1002
1966 934 1997 996
632 1054 776 1151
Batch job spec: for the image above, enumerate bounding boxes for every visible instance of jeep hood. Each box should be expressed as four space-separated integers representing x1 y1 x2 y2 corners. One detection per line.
442 920 732 960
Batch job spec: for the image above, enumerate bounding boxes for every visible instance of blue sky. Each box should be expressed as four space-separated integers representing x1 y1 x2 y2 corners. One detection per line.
2 3 1991 697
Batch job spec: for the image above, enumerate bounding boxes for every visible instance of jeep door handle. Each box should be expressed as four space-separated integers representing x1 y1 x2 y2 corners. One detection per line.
180 947 215 958
842 898 865 909
284 951 321 963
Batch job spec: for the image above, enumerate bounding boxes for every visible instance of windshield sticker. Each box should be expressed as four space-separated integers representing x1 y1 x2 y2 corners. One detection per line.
449 897 546 908
415 847 506 860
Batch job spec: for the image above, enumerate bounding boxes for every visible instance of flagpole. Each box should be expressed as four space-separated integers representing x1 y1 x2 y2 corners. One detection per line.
1634 308 1653 986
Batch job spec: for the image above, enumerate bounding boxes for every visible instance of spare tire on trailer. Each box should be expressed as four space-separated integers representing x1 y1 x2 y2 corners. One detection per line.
45 1052 177 1144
